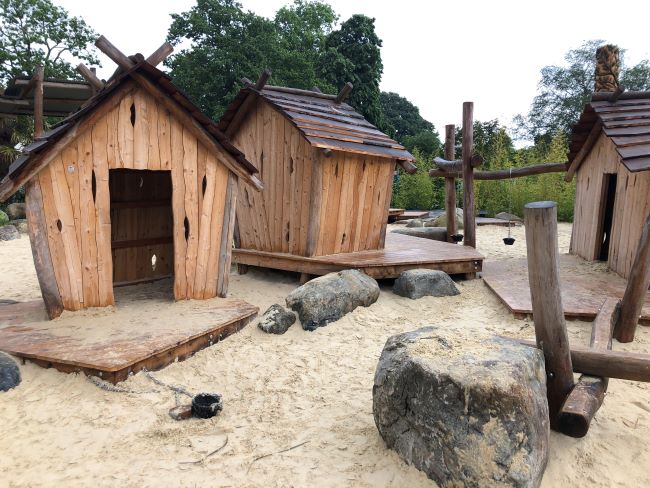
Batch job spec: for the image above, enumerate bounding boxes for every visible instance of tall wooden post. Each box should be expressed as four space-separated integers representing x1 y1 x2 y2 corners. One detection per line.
525 201 575 430
33 66 44 138
615 213 650 343
462 102 475 249
444 124 457 242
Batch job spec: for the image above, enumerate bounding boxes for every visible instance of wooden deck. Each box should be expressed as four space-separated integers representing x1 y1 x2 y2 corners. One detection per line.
0 281 258 383
233 232 483 278
476 217 521 226
394 210 430 221
482 255 650 323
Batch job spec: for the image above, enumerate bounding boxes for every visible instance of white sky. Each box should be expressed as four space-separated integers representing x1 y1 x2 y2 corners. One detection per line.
55 0 650 139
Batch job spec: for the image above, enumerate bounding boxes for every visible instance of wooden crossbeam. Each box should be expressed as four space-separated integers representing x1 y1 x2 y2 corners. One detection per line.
146 42 174 67
429 161 567 180
76 63 105 91
335 82 353 104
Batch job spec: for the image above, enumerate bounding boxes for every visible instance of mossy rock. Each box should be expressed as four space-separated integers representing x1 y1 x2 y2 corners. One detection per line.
0 210 8 227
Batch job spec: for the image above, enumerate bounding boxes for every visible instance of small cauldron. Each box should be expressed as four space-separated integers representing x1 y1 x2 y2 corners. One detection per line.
192 393 223 419
503 237 516 246
451 233 464 243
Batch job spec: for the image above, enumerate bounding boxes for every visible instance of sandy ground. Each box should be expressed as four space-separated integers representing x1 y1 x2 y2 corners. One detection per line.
1 223 650 487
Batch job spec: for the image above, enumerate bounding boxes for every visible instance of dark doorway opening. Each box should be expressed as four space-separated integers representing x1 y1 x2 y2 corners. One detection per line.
109 169 174 290
596 173 617 261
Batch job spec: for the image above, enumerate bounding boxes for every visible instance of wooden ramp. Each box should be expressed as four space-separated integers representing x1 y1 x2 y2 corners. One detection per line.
482 255 650 323
234 232 483 279
0 281 257 383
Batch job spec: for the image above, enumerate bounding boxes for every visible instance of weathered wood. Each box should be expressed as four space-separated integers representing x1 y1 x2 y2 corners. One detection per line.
524 201 574 430
145 42 173 67
462 102 476 249
398 159 417 174
217 172 238 297
565 121 603 181
558 297 618 437
615 212 650 342
76 64 105 91
24 179 64 319
264 85 338 101
592 90 650 102
444 124 457 242
513 338 650 383
335 82 353 104
608 85 625 103
226 69 271 138
95 35 133 70
33 66 44 138
430 162 568 180
434 154 483 172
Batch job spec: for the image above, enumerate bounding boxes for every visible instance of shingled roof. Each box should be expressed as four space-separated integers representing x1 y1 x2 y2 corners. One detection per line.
568 91 650 173
219 85 415 162
0 59 260 201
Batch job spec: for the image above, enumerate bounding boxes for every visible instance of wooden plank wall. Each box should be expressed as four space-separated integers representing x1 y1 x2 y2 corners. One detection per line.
571 133 650 279
232 100 395 257
32 86 236 311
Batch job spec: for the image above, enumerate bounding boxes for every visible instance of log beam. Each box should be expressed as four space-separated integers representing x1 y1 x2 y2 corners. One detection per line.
33 66 44 139
444 125 457 242
434 154 483 172
615 212 650 343
524 201 574 429
76 63 105 91
398 159 417 174
462 102 476 249
95 35 134 71
146 42 174 67
429 162 568 180
335 82 353 105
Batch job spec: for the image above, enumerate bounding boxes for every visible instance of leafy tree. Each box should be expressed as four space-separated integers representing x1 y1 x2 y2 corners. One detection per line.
0 0 99 84
318 14 384 127
402 131 441 158
392 150 443 210
515 40 650 142
379 91 433 140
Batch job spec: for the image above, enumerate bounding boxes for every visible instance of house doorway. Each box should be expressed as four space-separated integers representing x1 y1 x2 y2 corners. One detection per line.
109 169 174 293
596 173 617 261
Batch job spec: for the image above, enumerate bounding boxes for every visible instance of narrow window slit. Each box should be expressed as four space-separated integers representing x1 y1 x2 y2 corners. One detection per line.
130 103 136 127
202 175 207 196
91 170 97 204
184 217 190 241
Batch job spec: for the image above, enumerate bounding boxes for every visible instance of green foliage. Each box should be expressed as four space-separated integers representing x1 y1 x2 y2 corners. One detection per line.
515 40 650 142
392 150 444 210
317 14 384 127
0 0 99 84
402 131 442 158
379 92 432 139
0 209 8 226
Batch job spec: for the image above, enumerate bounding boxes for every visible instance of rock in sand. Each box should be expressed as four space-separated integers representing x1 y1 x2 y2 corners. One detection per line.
258 304 296 334
11 220 28 234
496 211 523 223
0 351 21 392
391 227 447 241
286 269 379 331
373 326 549 488
0 225 19 241
6 203 26 221
405 218 424 228
393 269 459 299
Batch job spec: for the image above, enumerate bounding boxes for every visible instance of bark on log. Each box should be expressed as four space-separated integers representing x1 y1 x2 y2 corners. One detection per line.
76 63 105 91
433 154 483 172
524 201 574 430
398 159 417 174
462 102 476 250
444 125 457 242
146 42 174 67
429 162 567 180
595 44 620 92
615 212 650 343
33 66 44 139
95 35 133 70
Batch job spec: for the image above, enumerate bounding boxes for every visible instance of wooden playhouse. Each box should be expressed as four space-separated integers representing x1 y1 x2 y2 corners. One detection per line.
566 91 650 279
218 76 483 279
0 38 262 320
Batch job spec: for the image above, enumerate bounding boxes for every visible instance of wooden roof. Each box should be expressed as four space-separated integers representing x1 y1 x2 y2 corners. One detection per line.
219 85 415 162
0 77 93 117
0 59 260 201
569 91 650 173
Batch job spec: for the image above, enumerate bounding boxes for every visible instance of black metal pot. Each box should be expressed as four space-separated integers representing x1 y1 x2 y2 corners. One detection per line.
192 393 223 419
503 237 515 246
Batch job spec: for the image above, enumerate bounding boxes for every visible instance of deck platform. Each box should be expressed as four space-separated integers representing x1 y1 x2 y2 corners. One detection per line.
482 255 650 323
233 232 483 279
0 280 258 383
393 210 430 221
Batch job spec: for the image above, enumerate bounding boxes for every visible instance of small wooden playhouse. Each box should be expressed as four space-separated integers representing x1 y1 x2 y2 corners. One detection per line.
0 39 262 319
219 76 484 278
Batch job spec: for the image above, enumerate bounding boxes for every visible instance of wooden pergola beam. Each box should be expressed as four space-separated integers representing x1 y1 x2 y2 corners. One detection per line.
429 162 568 180
76 63 105 91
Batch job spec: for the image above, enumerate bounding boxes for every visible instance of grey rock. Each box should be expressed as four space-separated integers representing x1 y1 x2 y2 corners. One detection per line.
10 219 28 234
258 304 296 334
392 227 447 242
373 327 549 488
393 269 460 299
496 211 523 223
0 225 19 241
427 208 464 229
405 218 424 228
0 210 8 226
6 203 26 221
286 269 379 331
0 352 21 392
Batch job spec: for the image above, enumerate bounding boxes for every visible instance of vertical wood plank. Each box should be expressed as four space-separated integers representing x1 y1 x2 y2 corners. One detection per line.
158 108 172 170
147 92 161 170
182 127 199 299
132 90 149 170
193 159 216 298
171 118 187 299
217 172 238 297
378 161 396 249
117 93 134 168
204 158 229 298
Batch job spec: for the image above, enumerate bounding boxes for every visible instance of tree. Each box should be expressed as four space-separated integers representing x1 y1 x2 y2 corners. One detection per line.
0 0 99 84
379 91 433 140
515 40 650 142
318 15 384 127
402 131 441 158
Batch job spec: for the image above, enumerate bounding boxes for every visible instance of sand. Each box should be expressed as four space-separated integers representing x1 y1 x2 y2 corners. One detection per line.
1 223 649 487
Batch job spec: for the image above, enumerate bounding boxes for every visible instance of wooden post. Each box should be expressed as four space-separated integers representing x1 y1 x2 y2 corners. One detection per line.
614 212 650 343
33 66 44 138
558 297 618 437
462 102 475 249
444 124 457 243
524 201 575 430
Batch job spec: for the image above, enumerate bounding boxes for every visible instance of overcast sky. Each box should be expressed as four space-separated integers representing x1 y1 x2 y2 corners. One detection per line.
56 0 650 140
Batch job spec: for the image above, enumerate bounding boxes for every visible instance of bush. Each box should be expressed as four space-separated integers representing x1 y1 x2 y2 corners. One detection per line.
391 150 444 210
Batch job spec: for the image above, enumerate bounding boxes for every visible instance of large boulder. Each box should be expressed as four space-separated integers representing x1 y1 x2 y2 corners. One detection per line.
393 269 460 299
0 210 8 226
258 304 296 334
405 219 424 228
392 227 447 242
5 203 26 221
286 269 379 331
0 352 21 392
11 219 28 234
427 208 464 229
373 327 549 488
496 212 523 223
0 225 19 241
